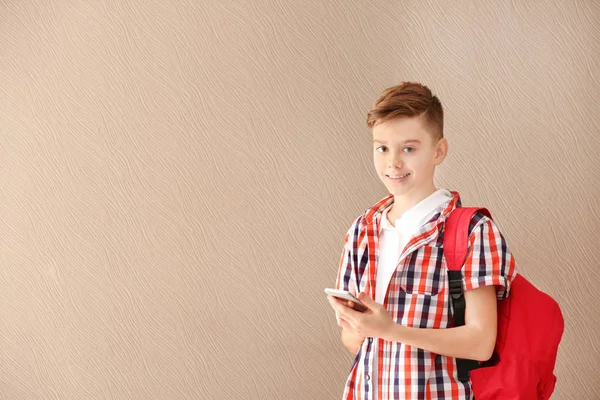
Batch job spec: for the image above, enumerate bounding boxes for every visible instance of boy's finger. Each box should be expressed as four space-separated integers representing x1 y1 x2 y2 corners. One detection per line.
328 296 343 311
328 296 357 314
339 317 351 329
329 295 345 307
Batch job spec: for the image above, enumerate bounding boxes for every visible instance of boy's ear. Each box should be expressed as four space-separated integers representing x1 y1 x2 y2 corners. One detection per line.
434 138 448 165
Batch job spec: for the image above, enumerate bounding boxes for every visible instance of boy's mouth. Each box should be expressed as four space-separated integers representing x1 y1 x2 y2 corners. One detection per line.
387 173 410 182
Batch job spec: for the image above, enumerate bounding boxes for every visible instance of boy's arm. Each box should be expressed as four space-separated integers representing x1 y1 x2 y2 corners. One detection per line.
381 285 497 361
383 215 517 361
334 219 366 354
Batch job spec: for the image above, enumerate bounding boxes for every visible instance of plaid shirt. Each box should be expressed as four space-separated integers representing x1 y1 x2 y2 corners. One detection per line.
335 190 518 400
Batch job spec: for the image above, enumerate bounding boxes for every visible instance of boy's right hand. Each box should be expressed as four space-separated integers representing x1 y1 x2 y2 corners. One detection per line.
336 300 367 353
342 326 367 353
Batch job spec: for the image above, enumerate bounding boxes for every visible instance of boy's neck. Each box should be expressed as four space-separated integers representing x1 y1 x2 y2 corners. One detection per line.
387 185 438 222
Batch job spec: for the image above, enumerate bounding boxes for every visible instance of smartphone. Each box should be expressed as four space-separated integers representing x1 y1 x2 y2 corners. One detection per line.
324 288 368 312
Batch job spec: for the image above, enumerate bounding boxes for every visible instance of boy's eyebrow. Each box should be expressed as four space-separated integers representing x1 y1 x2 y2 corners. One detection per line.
373 139 421 144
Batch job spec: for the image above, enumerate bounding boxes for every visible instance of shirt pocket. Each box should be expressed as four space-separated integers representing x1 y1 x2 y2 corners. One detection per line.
395 243 446 296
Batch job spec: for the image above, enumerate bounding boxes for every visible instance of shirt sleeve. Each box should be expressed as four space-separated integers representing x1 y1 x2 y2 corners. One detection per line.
461 213 518 300
334 218 360 324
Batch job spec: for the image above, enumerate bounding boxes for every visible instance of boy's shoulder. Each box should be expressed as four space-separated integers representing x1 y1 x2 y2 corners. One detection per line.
343 214 365 238
355 193 395 227
459 209 508 246
468 209 492 231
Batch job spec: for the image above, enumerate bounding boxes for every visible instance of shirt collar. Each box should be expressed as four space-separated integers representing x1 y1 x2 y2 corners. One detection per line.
379 189 453 235
360 189 462 234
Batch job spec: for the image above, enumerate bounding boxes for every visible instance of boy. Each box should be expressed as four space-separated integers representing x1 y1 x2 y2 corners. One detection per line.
327 82 517 400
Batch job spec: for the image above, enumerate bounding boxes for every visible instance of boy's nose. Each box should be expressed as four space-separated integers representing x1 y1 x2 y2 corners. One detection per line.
388 159 403 168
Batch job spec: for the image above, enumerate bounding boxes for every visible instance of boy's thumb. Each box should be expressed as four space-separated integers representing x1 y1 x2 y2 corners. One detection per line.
358 292 371 302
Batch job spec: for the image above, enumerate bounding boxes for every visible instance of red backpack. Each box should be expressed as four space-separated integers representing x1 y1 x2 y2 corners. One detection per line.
444 207 564 399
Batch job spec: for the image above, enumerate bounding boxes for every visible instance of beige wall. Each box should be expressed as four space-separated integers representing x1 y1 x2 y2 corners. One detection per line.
1 0 599 399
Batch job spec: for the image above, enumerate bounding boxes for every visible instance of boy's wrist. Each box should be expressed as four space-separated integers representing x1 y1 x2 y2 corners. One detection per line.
382 321 401 342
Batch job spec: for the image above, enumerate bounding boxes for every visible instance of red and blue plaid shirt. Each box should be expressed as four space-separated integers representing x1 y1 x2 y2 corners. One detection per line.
335 190 518 400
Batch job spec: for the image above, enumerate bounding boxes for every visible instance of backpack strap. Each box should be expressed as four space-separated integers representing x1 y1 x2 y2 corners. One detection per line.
444 206 493 383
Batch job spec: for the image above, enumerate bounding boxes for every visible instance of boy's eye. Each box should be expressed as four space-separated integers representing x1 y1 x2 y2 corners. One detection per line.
375 146 415 153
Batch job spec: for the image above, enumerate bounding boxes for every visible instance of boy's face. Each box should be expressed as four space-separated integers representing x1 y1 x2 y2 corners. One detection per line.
372 116 447 198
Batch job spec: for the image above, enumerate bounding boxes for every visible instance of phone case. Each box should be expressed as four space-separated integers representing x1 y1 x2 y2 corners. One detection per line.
324 288 368 312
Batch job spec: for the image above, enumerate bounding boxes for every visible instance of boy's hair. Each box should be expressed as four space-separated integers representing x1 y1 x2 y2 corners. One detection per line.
366 82 444 143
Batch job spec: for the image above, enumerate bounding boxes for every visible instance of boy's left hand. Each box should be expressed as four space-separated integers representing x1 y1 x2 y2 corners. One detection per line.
327 292 395 339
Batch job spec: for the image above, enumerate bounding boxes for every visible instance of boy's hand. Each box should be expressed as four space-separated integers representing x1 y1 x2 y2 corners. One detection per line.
342 326 366 353
328 292 395 339
327 294 354 330
327 296 367 337
327 296 367 352
327 295 362 324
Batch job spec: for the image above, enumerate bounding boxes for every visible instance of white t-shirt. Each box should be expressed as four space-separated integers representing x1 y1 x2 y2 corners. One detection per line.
375 188 453 303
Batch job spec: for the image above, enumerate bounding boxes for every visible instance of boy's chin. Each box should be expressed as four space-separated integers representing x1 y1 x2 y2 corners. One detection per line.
386 182 431 197
386 185 411 196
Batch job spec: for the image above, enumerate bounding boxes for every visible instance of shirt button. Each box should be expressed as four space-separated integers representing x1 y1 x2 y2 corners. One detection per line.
365 374 371 381
368 338 373 344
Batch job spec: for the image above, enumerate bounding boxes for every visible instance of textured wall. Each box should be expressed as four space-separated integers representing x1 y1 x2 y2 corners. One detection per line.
1 0 599 399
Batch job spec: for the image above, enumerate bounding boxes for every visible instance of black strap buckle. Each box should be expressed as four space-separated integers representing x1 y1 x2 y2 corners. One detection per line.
448 270 463 299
